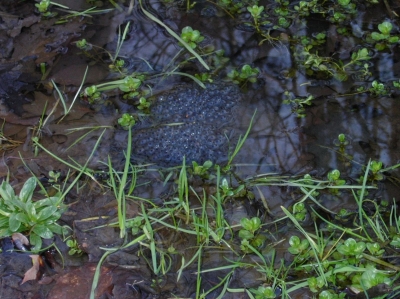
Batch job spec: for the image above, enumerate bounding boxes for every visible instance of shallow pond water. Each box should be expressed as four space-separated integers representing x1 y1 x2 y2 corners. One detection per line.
1 0 400 298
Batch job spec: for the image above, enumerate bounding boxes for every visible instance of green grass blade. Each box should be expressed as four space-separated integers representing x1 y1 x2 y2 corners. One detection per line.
226 109 257 168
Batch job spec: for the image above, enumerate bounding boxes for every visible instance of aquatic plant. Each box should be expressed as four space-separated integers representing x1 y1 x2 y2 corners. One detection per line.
327 169 346 194
333 133 353 163
137 97 151 111
239 217 266 253
35 0 57 17
227 64 259 86
294 0 319 17
117 113 136 130
247 5 268 33
295 46 371 81
282 92 314 118
179 26 205 49
81 74 146 103
250 285 277 299
367 21 400 51
369 80 390 96
82 85 102 104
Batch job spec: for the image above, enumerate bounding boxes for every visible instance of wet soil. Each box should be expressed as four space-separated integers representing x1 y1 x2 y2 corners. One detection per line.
1 0 400 298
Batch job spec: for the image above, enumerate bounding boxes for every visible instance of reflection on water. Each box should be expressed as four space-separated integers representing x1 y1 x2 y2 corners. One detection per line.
77 3 400 190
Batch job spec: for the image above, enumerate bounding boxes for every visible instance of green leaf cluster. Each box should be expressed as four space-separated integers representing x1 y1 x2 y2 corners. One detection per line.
220 178 246 198
239 217 265 252
294 0 320 17
0 178 66 250
369 21 399 50
369 80 389 96
337 238 366 257
82 85 102 104
250 285 276 299
118 113 136 130
247 5 264 19
216 0 258 15
179 26 205 49
191 160 213 179
75 39 93 51
292 202 307 222
66 238 83 256
288 235 309 255
227 64 259 85
137 97 151 111
327 169 346 194
119 76 142 99
282 91 314 118
351 265 391 290
308 276 325 293
35 0 58 17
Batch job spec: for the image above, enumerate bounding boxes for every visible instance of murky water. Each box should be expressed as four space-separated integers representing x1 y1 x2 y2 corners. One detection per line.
1 0 400 298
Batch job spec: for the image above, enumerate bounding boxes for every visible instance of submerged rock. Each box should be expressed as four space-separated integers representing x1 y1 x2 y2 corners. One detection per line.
131 82 241 166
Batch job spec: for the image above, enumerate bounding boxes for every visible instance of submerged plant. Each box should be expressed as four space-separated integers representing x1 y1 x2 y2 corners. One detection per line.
194 73 213 83
247 5 270 33
333 133 353 163
81 74 147 104
292 202 308 222
282 91 314 118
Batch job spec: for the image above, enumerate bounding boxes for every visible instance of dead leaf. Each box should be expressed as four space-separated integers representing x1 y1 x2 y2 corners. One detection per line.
21 254 42 285
12 232 30 251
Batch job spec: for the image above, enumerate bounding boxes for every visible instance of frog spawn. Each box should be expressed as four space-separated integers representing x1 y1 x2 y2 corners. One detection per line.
131 83 241 166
